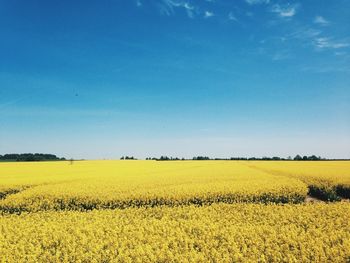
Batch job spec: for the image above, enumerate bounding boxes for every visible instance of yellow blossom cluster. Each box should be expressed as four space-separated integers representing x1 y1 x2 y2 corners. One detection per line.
1 203 349 262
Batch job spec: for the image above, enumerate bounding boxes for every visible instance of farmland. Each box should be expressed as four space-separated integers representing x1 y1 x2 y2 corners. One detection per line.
246 161 350 201
1 160 350 262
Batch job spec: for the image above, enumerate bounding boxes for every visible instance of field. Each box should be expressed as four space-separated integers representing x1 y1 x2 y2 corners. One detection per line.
246 161 350 201
1 160 350 262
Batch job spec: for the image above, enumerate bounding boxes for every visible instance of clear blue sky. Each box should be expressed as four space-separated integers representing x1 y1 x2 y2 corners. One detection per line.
0 0 349 159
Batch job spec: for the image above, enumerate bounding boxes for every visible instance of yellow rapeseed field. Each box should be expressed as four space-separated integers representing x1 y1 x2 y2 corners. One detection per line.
0 161 307 213
1 160 350 262
1 203 350 262
246 161 350 201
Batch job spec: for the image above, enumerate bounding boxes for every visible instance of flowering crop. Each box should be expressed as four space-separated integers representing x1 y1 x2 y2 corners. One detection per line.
1 160 350 262
0 161 307 213
246 161 350 201
1 203 350 262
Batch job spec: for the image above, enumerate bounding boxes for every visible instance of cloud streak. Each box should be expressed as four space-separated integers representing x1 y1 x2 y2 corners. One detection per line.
285 25 349 54
159 0 195 18
314 37 349 49
228 12 237 21
204 11 214 18
245 0 270 5
314 16 329 26
271 4 298 18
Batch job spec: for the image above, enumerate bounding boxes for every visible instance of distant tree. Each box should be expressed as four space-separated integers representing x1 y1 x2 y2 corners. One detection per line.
294 155 302 161
308 155 320 161
193 156 209 160
230 157 248 160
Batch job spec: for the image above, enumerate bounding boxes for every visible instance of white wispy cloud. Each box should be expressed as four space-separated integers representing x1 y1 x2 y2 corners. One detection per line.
245 0 270 5
314 16 329 26
314 37 349 49
182 2 195 18
228 12 237 21
136 0 142 7
159 0 195 18
286 26 350 53
204 11 214 18
288 27 321 40
271 4 298 18
334 51 347 56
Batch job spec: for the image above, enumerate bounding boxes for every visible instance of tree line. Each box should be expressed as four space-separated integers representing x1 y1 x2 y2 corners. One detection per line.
0 153 65 162
145 155 326 161
120 156 137 160
0 153 343 162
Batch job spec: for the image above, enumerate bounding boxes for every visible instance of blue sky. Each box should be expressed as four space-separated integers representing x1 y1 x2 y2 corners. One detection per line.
0 0 349 159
